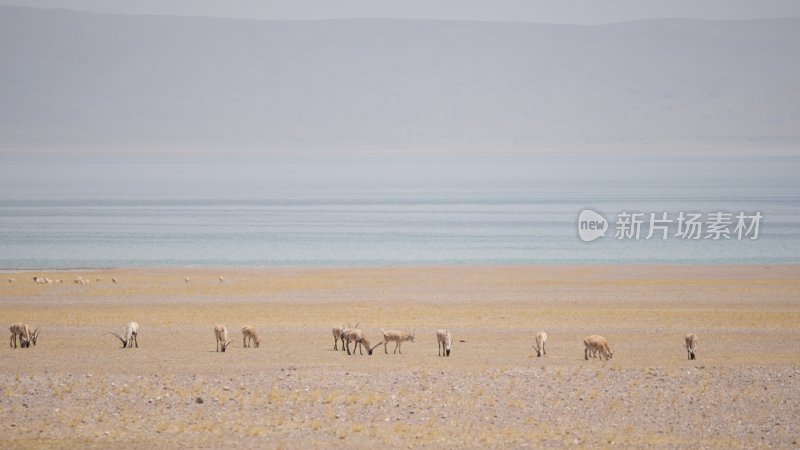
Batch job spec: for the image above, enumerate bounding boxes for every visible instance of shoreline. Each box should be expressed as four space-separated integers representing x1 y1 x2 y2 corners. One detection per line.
4 262 799 271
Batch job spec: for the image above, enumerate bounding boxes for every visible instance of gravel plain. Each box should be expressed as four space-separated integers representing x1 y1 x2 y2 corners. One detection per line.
2 265 799 448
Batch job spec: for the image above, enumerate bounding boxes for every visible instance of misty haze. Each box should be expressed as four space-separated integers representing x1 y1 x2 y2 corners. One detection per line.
1 4 800 449
1 6 799 156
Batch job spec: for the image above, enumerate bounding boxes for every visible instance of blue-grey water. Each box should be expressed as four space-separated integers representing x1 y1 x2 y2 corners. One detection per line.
0 156 798 268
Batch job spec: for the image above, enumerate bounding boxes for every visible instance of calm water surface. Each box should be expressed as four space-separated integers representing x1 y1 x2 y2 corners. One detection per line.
0 156 798 268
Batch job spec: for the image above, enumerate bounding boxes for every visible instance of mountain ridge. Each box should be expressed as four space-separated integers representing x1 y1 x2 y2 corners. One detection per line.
1 6 798 157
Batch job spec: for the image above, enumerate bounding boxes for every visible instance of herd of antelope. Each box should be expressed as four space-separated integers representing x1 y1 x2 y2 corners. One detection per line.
9 274 702 359
7 319 700 361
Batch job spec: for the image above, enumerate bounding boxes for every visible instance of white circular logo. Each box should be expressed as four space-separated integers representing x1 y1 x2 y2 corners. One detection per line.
578 209 608 242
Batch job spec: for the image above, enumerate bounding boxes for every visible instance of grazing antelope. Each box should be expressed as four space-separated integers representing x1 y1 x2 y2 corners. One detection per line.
436 329 452 357
333 323 358 351
343 328 382 355
9 323 31 348
684 333 698 360
584 335 613 360
111 277 118 284
8 278 15 283
241 326 260 348
33 276 51 284
110 321 139 348
534 331 547 357
381 328 415 354
215 325 232 352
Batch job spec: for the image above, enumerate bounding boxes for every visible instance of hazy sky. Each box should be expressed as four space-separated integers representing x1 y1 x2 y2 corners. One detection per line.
2 0 800 24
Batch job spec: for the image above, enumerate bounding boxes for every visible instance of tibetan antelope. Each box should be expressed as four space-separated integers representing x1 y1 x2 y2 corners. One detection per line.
436 329 452 357
584 335 613 360
215 325 232 352
534 331 547 357
242 326 260 348
333 323 358 351
343 327 382 355
9 323 31 348
684 333 698 360
110 321 139 348
381 328 415 354
332 326 345 351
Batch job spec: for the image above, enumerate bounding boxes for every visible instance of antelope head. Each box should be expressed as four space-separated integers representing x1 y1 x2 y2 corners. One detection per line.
30 328 40 346
109 332 128 348
366 340 384 355
220 340 233 352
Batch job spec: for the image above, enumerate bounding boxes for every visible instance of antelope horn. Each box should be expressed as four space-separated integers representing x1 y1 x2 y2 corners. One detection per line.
353 322 359 329
109 332 125 343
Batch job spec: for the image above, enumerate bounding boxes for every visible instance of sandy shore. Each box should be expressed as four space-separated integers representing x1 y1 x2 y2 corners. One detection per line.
2 265 799 448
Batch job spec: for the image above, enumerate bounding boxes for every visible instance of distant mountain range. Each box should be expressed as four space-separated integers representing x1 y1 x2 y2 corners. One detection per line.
1 6 798 156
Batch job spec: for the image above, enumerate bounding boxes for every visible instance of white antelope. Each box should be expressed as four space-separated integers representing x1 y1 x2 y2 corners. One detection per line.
215 325 232 352
436 329 452 357
584 335 613 360
110 321 139 348
343 327 382 355
381 328 415 354
9 322 32 348
534 331 547 357
241 326 260 348
33 276 51 284
684 333 698 360
8 278 15 283
333 323 358 351
111 277 118 284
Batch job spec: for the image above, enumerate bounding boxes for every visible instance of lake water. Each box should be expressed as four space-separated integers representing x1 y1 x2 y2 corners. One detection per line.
0 156 798 268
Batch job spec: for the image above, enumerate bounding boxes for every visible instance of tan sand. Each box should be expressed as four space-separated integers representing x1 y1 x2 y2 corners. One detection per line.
1 265 799 448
